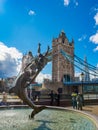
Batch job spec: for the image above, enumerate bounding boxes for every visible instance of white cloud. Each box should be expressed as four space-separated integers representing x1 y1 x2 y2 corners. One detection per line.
0 42 22 77
64 0 78 7
73 0 78 6
28 10 35 16
64 0 70 6
93 46 98 52
78 34 87 41
75 72 80 77
35 73 52 83
75 2 78 6
89 32 98 44
94 13 98 25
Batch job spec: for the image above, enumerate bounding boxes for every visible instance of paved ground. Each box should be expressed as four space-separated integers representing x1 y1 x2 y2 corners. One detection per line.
81 105 98 122
83 105 98 116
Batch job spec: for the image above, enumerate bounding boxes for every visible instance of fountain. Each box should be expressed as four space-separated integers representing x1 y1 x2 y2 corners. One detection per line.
0 107 97 130
1 43 97 129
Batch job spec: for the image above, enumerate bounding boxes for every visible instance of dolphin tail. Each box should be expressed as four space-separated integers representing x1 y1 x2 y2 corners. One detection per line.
30 106 47 119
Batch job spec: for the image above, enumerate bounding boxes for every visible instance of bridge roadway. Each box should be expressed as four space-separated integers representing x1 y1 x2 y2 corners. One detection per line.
63 81 98 86
31 81 98 88
32 79 98 91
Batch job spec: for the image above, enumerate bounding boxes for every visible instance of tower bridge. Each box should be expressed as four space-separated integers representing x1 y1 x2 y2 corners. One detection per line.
43 31 98 94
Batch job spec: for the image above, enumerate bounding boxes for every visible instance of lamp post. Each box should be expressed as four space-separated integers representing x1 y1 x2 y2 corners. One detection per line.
81 72 85 106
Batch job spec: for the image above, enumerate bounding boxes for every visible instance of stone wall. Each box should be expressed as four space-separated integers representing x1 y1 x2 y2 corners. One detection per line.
43 80 64 93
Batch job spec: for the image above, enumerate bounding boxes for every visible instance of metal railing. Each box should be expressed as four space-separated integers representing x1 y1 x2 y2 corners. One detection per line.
84 94 98 100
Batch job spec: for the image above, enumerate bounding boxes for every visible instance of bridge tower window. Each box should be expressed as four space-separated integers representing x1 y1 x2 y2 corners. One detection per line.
63 74 71 82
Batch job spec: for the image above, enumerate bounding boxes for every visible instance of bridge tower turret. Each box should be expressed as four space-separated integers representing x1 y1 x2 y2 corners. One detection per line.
52 31 74 83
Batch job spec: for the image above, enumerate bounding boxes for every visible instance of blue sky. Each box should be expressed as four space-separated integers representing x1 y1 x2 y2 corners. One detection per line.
0 0 98 81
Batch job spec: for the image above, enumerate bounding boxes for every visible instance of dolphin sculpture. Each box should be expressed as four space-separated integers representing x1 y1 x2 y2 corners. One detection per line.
9 44 50 118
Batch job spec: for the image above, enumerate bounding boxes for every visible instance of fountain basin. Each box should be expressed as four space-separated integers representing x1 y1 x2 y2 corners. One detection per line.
0 107 97 130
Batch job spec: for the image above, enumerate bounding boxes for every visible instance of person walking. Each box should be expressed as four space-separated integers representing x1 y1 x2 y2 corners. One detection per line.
76 93 83 110
49 90 54 106
71 92 77 109
55 92 60 106
2 92 7 105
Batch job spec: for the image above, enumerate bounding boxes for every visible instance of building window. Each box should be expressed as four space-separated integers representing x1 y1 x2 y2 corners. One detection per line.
62 38 65 43
63 74 70 82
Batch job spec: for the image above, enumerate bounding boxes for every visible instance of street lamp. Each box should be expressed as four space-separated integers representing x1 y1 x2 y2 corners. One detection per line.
81 72 85 106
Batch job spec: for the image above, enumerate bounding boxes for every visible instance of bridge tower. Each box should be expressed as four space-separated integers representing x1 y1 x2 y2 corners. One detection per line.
52 31 74 83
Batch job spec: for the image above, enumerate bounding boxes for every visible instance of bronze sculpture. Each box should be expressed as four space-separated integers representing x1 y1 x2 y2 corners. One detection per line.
9 44 50 118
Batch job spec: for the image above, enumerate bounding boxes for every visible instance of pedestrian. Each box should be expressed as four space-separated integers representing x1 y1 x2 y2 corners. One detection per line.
57 92 60 106
2 92 7 105
76 93 83 110
49 90 54 106
81 94 84 106
71 92 77 109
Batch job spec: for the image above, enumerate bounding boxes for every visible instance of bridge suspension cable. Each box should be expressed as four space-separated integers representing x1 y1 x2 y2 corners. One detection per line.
74 54 97 70
60 49 98 77
74 55 98 75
